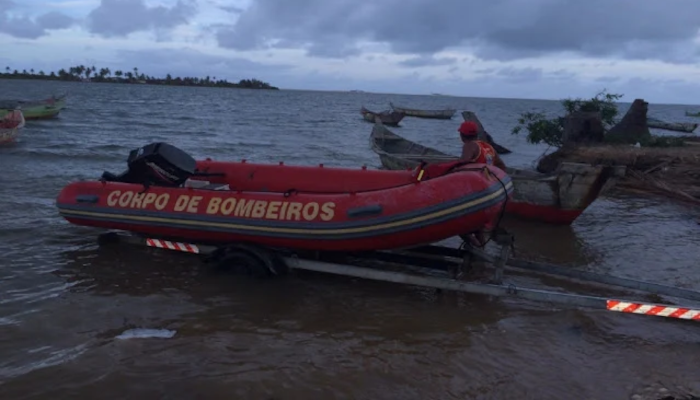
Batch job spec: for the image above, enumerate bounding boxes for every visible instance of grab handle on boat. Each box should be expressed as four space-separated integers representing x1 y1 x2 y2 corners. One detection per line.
76 195 99 204
347 204 383 218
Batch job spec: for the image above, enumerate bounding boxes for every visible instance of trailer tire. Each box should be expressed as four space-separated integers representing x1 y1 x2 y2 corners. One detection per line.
213 244 289 279
97 232 120 246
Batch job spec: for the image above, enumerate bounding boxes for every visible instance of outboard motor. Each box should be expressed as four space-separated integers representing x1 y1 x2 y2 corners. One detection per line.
101 142 197 187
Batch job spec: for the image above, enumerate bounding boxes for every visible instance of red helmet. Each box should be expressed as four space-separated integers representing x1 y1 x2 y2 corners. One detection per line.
458 121 478 136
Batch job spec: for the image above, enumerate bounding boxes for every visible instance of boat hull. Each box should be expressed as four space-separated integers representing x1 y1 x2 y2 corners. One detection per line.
389 102 456 119
0 96 66 120
56 161 512 252
504 165 617 225
371 123 623 225
21 108 61 120
647 118 697 133
0 127 20 145
0 110 24 145
360 107 405 126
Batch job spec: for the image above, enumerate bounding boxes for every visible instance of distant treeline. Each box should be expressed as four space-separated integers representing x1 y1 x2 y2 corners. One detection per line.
1 65 279 90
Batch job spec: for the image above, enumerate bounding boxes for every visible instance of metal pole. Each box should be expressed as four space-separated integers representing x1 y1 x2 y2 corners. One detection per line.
284 258 700 322
464 247 700 303
284 257 607 309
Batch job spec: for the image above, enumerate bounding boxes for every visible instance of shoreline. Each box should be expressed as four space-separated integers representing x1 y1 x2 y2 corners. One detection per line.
0 68 279 91
0 77 279 91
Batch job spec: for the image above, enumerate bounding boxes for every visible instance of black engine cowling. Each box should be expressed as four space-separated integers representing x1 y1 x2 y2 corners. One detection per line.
101 142 197 187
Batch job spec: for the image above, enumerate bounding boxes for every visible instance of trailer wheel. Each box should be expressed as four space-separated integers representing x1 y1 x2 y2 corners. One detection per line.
97 232 120 246
213 244 289 279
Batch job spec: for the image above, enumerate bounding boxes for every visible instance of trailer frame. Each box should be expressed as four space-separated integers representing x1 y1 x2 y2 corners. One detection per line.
96 231 700 323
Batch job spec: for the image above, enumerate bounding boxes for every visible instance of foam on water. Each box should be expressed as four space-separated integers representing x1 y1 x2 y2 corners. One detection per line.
115 328 177 340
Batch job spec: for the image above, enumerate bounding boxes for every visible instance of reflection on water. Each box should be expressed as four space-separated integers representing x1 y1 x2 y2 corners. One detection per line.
55 244 206 296
55 243 513 333
501 215 596 266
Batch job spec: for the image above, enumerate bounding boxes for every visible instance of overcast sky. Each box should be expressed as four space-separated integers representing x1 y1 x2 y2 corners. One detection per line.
2 0 700 104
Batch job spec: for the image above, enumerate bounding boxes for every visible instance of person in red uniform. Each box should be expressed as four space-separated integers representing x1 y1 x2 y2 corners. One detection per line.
457 121 507 171
457 121 507 248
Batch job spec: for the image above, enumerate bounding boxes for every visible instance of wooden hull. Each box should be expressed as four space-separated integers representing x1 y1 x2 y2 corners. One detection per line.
360 107 405 126
389 102 455 119
0 127 20 145
647 118 697 133
0 95 66 120
370 122 625 225
56 159 512 252
0 110 25 145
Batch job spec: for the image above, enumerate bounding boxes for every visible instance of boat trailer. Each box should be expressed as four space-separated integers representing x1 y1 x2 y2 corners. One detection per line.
96 231 700 324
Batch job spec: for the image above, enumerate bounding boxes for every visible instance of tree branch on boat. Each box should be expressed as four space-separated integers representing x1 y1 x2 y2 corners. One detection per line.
512 90 700 204
511 90 686 148
0 65 279 90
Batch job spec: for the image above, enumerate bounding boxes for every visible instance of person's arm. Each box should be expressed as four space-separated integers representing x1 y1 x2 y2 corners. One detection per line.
460 142 479 162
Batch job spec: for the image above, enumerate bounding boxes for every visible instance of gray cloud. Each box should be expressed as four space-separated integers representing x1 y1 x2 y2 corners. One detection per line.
615 77 700 105
220 5 244 14
595 76 622 83
550 69 575 77
204 0 244 14
494 67 544 83
474 68 497 75
87 0 197 38
399 55 458 68
0 0 76 39
486 1 698 53
36 12 76 30
470 66 546 84
213 0 700 63
473 66 575 84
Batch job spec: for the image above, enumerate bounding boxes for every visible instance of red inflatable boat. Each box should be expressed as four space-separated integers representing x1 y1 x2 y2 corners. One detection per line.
56 143 513 252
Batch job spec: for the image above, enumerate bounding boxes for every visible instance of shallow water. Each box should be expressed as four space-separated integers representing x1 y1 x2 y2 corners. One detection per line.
1 79 699 399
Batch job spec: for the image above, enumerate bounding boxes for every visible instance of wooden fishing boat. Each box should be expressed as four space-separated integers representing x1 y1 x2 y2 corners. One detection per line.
0 110 25 145
360 106 405 126
369 122 625 225
56 142 512 252
389 102 456 119
0 94 66 120
647 118 697 133
686 110 700 118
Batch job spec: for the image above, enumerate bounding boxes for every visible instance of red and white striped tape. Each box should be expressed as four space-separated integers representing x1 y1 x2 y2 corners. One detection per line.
146 238 200 254
607 300 700 321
